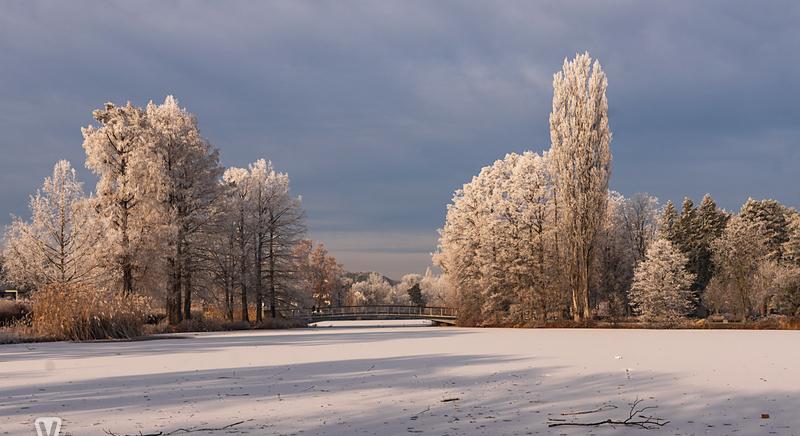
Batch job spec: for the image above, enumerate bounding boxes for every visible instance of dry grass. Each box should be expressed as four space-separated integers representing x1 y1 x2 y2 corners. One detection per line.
0 300 31 326
254 317 308 329
144 315 251 335
143 313 307 335
31 284 151 341
512 316 800 330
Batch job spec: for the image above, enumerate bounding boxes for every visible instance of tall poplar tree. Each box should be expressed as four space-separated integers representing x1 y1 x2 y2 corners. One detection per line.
549 52 612 321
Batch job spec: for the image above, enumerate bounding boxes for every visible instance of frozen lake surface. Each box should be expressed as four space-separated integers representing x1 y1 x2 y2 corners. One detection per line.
1 322 799 435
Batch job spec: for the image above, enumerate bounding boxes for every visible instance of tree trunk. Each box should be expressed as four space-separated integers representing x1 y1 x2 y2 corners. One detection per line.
167 256 183 325
166 258 175 323
225 234 235 321
581 254 591 320
121 206 134 294
269 225 277 318
571 286 581 322
239 216 249 322
224 273 234 321
254 233 264 323
183 252 192 320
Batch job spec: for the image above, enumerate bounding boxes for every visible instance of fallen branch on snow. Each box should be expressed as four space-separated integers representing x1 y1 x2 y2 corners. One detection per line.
548 398 668 429
103 419 251 436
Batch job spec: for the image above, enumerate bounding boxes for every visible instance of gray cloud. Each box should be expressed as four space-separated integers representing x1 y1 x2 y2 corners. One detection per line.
1 1 799 278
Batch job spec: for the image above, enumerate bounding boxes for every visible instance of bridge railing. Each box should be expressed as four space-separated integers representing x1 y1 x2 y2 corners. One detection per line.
281 305 458 319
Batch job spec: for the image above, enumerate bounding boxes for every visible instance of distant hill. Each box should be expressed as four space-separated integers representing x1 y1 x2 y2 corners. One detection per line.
343 271 398 286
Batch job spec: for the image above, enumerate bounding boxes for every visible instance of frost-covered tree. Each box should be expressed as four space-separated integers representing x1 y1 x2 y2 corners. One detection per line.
706 215 767 320
594 191 661 316
784 212 800 267
0 255 8 289
661 195 728 309
397 273 422 290
204 183 240 320
620 193 661 262
385 282 411 305
549 52 612 320
750 261 800 316
660 201 679 242
693 194 728 292
294 240 344 308
677 197 698 254
739 198 790 263
3 161 101 289
222 160 305 320
419 269 456 307
506 151 558 320
222 167 252 321
144 96 223 323
396 273 425 306
435 151 557 325
475 155 524 322
629 238 695 322
82 102 149 294
593 192 634 317
247 160 305 319
349 272 394 305
406 283 425 306
435 162 494 324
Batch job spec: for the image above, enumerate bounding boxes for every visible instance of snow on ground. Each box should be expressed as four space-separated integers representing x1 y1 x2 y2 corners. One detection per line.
1 324 799 435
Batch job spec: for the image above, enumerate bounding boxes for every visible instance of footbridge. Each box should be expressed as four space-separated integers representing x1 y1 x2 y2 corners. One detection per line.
283 305 459 326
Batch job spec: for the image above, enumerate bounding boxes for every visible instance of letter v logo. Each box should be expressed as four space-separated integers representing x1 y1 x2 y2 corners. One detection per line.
34 417 62 436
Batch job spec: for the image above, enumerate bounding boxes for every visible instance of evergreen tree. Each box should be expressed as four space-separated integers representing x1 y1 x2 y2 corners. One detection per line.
784 212 800 267
629 238 695 322
694 194 728 291
659 196 729 313
407 283 426 307
739 198 790 262
660 201 679 242
678 197 698 255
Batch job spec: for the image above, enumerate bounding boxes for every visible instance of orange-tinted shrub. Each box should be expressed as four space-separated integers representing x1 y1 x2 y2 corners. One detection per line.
32 284 151 340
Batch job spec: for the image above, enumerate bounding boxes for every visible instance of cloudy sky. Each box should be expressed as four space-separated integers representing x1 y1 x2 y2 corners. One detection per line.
1 1 798 278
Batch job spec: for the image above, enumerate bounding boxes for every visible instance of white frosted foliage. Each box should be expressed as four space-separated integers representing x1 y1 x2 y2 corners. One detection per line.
629 238 695 321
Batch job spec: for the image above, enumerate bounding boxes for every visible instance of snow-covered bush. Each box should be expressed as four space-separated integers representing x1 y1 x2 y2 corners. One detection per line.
629 238 695 322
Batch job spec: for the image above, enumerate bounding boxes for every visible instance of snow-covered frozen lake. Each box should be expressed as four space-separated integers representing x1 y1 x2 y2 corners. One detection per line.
1 323 798 435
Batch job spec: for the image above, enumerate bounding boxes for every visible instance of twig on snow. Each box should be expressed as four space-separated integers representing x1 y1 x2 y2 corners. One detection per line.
410 405 431 419
103 419 251 436
560 403 618 416
548 398 669 429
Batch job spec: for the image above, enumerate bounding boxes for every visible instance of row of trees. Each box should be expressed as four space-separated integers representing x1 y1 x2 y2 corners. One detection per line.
630 197 800 321
436 53 616 324
436 52 800 325
345 270 456 307
1 97 352 324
